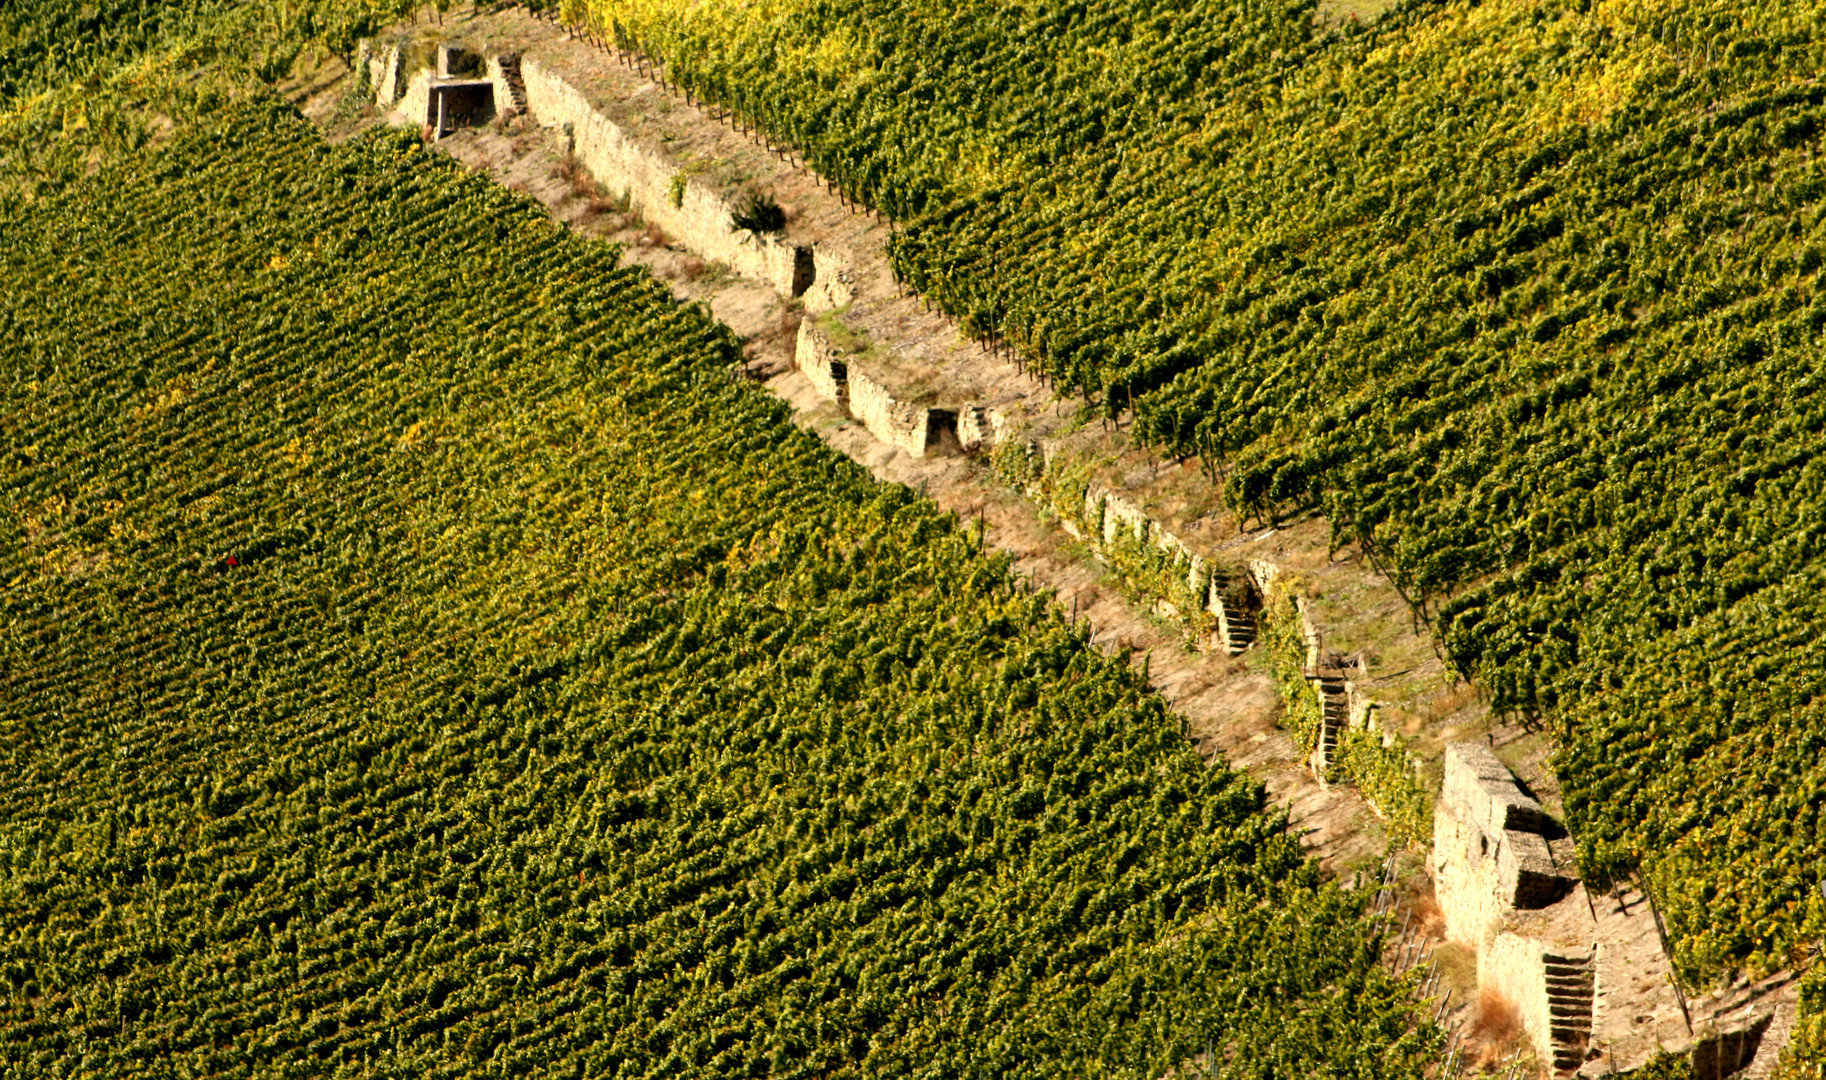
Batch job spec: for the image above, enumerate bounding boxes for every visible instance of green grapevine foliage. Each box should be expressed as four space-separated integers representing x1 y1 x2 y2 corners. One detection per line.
0 101 1435 1077
579 0 1826 981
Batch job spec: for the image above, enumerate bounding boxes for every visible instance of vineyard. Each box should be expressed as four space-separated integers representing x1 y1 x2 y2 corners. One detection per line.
0 0 422 195
542 0 1826 987
0 101 1437 1075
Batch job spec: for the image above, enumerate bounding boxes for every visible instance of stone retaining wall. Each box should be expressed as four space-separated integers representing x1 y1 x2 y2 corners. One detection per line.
795 319 848 408
1479 932 1553 1064
361 32 906 455
1438 742 1573 914
957 405 989 451
398 67 433 129
370 37 849 304
848 368 939 458
1444 741 1547 839
806 246 855 313
362 38 407 108
795 319 960 458
516 56 811 297
1435 794 1509 945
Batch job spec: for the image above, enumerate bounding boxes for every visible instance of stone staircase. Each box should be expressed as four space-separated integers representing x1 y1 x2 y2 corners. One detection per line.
1310 672 1348 778
1544 950 1596 1073
1211 591 1256 655
498 54 529 115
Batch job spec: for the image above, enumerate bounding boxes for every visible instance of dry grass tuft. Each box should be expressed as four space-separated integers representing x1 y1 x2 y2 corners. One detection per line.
551 154 600 201
1468 987 1527 1068
1403 878 1446 940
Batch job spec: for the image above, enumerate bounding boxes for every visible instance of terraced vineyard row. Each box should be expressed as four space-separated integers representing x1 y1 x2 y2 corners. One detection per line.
572 0 1826 988
0 0 424 195
0 101 1436 1076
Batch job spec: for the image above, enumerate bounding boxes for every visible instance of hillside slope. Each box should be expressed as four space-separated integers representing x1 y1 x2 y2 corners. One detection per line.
574 0 1826 985
0 101 1433 1077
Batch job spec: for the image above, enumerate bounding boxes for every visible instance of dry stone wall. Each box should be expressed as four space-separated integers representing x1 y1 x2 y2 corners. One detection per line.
794 319 848 409
1044 499 1426 814
372 34 938 473
1434 796 1509 945
363 39 407 109
805 247 855 313
1433 743 1577 952
372 36 975 465
397 68 433 129
957 405 989 451
1479 932 1555 1064
373 40 837 304
795 319 965 459
1100 491 1150 549
1445 742 1547 837
1437 742 1575 914
1433 743 1611 1072
517 57 811 298
847 367 937 458
1070 486 1219 631
795 305 989 458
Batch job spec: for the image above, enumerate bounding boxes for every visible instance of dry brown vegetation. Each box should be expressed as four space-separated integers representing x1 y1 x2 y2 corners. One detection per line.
1468 987 1529 1070
1406 880 1445 941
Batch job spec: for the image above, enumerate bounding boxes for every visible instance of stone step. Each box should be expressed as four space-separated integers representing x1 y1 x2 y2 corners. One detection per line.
498 56 530 114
